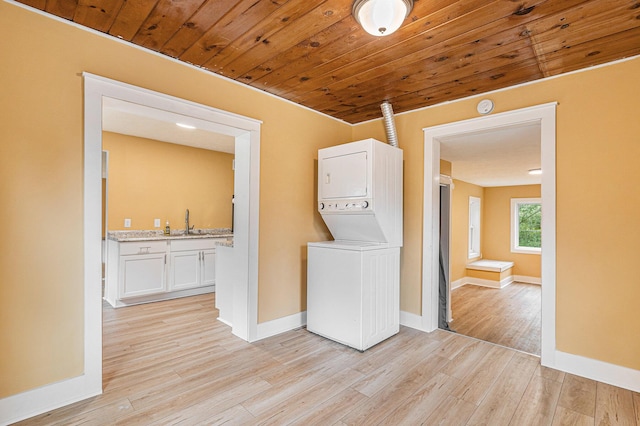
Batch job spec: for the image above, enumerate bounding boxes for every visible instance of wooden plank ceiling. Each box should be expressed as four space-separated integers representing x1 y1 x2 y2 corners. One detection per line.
17 0 640 123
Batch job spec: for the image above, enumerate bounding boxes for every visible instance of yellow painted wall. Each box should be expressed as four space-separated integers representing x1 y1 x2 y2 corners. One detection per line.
440 159 452 176
354 57 640 370
103 132 234 231
0 2 348 398
450 179 484 282
483 185 541 278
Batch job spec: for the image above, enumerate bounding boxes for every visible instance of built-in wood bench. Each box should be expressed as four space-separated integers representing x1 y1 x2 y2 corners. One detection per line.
464 259 514 288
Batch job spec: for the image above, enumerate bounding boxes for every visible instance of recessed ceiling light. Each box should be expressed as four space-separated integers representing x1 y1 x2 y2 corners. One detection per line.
176 122 196 129
528 168 542 175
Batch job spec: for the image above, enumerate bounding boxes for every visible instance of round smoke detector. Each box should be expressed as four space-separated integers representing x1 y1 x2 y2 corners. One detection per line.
477 99 494 115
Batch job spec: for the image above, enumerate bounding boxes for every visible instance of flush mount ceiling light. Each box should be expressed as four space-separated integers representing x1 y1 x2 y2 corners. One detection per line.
528 168 542 175
353 0 413 37
176 122 196 129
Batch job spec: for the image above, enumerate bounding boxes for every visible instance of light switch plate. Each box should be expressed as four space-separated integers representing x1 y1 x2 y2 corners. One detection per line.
154 218 161 227
124 218 131 228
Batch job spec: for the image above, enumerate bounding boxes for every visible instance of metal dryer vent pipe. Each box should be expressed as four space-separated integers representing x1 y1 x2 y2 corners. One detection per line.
380 102 398 147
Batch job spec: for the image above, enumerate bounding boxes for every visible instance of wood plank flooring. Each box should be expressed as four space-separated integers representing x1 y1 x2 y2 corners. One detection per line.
17 293 639 425
450 282 541 356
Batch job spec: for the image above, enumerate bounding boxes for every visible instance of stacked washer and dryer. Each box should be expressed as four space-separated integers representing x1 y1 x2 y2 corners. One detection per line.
307 138 403 351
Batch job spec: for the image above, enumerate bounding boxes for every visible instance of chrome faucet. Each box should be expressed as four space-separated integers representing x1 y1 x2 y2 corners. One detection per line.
185 209 194 234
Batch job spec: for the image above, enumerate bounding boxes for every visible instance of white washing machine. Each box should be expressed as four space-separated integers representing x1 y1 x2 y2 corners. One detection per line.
307 241 400 351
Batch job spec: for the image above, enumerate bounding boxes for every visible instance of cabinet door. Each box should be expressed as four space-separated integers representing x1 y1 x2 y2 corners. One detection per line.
170 250 201 291
120 253 167 299
201 249 216 288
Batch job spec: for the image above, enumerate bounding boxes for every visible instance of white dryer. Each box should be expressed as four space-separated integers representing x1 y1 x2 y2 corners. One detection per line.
307 138 403 351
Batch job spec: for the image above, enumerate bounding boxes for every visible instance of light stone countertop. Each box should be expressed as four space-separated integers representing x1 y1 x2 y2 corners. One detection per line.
108 228 233 246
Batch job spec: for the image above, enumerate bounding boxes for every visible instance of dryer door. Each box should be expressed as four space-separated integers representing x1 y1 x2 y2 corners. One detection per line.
320 150 368 199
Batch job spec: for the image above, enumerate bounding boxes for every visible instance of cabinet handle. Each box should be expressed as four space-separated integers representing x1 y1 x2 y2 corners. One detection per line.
164 254 167 265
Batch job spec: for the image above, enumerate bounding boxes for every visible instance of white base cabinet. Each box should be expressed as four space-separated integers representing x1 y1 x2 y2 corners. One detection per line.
201 249 216 287
120 252 167 298
170 250 200 291
106 237 220 308
169 239 217 291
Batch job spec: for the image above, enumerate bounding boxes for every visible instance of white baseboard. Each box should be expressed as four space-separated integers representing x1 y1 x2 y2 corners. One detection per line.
451 278 466 289
216 316 232 327
0 374 101 426
551 350 640 393
400 310 428 331
256 310 432 341
255 310 307 341
513 275 542 285
452 276 514 289
255 309 434 338
453 276 541 289
106 285 215 308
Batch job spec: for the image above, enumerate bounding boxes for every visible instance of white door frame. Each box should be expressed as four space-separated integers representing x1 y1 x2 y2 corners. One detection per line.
84 74 262 378
422 103 557 366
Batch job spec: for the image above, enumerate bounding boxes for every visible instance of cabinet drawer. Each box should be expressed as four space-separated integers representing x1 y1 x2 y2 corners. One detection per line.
171 238 217 252
119 241 167 255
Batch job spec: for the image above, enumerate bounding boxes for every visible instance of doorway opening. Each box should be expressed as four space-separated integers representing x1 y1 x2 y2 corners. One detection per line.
436 123 542 355
422 103 556 364
99 97 237 302
84 74 262 395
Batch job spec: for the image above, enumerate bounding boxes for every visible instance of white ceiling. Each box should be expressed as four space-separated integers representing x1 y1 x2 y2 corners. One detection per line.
438 122 541 187
102 97 236 153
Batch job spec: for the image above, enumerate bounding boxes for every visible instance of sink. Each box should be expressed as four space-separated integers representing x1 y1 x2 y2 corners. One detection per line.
181 229 233 238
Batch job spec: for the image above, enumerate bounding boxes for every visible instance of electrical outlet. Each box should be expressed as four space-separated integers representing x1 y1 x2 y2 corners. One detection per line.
124 218 131 228
154 218 161 227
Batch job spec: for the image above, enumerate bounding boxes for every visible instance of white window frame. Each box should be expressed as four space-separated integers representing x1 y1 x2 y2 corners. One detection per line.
511 198 542 254
468 196 481 259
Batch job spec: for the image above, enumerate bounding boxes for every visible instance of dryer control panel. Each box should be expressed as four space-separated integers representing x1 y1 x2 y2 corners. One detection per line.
319 199 372 213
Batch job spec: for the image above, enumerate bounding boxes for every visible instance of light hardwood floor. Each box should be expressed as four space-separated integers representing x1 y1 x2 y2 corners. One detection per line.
450 282 541 356
18 293 639 425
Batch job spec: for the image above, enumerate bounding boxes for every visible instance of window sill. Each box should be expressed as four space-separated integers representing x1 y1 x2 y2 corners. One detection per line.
511 247 541 255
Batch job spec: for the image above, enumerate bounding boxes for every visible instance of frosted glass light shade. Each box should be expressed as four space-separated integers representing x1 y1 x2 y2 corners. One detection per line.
353 0 413 37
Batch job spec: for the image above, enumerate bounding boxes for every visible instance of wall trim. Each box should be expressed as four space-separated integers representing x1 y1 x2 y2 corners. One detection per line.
453 275 541 288
254 309 437 342
400 310 428 331
453 276 514 289
513 275 542 285
552 351 640 393
451 278 466 290
0 375 101 425
255 311 307 341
